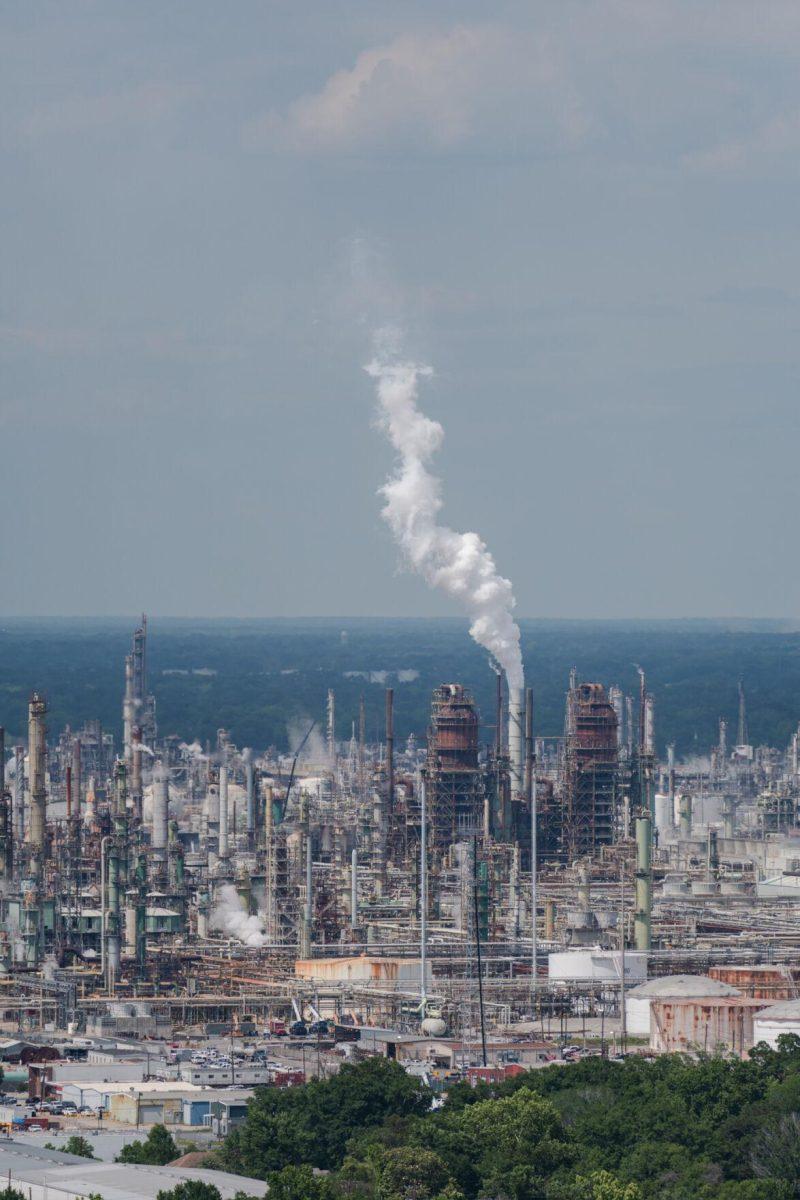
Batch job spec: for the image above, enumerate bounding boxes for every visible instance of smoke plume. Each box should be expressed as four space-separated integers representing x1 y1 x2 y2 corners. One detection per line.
210 884 268 948
367 331 523 690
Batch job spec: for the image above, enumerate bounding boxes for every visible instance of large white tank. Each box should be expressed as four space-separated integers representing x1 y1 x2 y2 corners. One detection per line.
548 949 646 984
654 792 673 841
753 1000 800 1049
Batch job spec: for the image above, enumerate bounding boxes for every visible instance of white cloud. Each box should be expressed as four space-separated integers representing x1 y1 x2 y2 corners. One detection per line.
243 24 593 153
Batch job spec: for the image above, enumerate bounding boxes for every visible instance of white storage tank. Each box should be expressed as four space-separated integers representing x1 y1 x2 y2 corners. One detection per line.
753 999 800 1049
624 974 741 1037
654 792 673 840
548 949 647 985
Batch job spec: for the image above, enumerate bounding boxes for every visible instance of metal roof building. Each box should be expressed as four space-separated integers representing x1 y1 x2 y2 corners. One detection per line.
0 1138 267 1200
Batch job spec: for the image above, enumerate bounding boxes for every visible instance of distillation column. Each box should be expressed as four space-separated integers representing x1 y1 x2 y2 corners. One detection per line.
508 685 525 798
27 694 47 870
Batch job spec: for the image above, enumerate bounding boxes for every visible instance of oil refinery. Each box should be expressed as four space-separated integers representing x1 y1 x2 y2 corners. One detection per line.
2 616 800 1073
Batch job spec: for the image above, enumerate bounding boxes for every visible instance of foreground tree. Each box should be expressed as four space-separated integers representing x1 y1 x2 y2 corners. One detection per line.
118 1123 179 1165
156 1183 222 1200
63 1134 96 1159
377 1147 455 1200
221 1057 431 1177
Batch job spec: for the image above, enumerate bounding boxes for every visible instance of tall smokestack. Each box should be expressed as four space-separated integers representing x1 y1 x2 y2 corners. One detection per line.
72 738 81 818
123 655 134 761
27 693 47 866
326 689 336 763
218 762 229 858
609 687 624 750
244 749 255 847
524 688 533 802
386 688 394 812
508 687 525 796
152 764 168 851
644 694 655 756
625 696 634 757
14 746 24 841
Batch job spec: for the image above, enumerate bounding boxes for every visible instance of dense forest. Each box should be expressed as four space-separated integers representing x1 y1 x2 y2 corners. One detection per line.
212 1043 800 1199
0 617 798 758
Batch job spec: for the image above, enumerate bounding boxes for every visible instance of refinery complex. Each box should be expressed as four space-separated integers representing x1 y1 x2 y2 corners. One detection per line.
2 614 800 1086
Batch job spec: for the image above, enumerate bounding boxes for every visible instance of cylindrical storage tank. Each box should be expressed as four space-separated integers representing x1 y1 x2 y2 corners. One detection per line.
752 1000 800 1048
625 974 741 1039
654 792 673 840
508 686 525 796
548 949 647 984
626 993 654 1036
152 768 168 850
651 997 757 1057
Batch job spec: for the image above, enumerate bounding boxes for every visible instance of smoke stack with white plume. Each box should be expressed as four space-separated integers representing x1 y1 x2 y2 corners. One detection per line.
210 884 267 947
367 329 524 783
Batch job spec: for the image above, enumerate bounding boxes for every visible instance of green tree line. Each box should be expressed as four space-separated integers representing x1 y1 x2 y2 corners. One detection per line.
210 1044 800 1200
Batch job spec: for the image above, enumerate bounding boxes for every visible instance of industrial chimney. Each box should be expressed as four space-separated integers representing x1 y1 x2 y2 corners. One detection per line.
508 686 525 796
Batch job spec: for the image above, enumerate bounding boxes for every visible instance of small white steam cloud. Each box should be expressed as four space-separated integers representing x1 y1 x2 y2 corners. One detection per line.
287 717 329 765
210 884 268 948
180 741 207 762
367 329 523 691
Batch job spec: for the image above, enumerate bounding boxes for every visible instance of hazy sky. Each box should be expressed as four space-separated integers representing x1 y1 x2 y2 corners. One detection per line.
2 2 799 619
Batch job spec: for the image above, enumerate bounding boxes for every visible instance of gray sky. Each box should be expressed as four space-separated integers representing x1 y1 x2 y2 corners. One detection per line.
1 1 798 619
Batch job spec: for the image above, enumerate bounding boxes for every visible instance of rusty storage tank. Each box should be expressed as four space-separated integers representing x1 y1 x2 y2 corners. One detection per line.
650 996 763 1058
625 973 740 1036
709 964 800 1001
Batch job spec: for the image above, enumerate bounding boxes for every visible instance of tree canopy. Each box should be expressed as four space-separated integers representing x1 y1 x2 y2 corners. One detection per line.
217 1038 800 1200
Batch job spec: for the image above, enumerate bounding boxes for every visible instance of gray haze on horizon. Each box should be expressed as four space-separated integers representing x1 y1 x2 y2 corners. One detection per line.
1 2 798 620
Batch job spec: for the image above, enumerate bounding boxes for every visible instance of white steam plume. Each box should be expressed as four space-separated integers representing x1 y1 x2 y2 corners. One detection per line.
210 884 267 948
367 331 523 691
